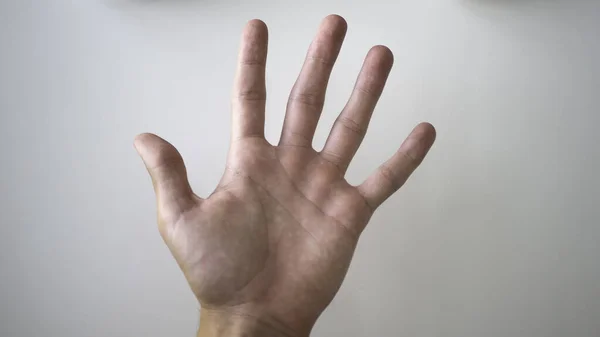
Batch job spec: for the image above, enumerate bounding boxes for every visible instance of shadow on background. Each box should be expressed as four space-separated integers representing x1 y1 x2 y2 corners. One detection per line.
103 0 217 12
462 0 563 5
460 0 572 11
458 0 575 20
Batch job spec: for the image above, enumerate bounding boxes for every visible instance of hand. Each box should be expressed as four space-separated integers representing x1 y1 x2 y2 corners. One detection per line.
134 14 436 337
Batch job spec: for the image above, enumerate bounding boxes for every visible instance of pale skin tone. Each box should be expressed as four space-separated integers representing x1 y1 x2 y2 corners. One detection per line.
134 15 436 337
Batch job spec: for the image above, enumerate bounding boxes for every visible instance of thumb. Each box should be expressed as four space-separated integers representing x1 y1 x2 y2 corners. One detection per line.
134 133 197 223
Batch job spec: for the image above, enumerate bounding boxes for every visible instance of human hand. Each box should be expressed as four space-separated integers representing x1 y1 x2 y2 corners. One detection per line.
134 14 436 337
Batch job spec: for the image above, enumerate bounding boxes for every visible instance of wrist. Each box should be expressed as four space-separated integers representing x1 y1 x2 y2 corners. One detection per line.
197 307 306 337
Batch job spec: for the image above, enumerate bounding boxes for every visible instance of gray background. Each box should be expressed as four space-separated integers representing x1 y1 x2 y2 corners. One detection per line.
1 0 599 336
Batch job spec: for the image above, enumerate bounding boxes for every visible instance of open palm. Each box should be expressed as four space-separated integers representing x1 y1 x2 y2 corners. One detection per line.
135 15 435 337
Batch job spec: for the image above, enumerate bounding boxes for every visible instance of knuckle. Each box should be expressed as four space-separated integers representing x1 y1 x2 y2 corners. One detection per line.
287 131 313 147
354 80 383 98
306 55 335 67
378 164 401 191
237 89 266 102
239 59 265 67
355 85 377 96
149 150 184 172
398 149 420 168
336 115 367 137
289 92 324 109
320 149 345 167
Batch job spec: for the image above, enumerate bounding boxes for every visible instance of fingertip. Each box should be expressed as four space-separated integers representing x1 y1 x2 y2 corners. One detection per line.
246 19 266 27
322 14 348 34
134 132 168 153
134 132 155 152
133 133 180 169
244 19 268 36
134 132 155 142
239 19 269 63
414 122 437 144
324 14 347 24
416 121 436 133
368 45 394 67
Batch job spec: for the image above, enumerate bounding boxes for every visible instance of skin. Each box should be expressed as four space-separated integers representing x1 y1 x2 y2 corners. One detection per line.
134 15 436 337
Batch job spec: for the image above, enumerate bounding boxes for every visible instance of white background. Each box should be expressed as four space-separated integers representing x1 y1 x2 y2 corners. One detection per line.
1 1 599 336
